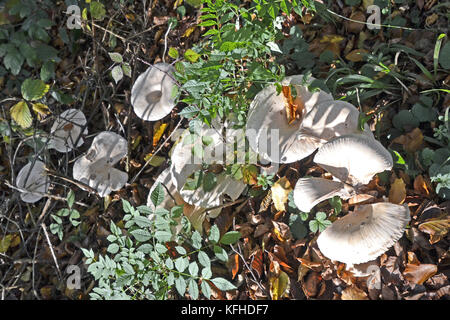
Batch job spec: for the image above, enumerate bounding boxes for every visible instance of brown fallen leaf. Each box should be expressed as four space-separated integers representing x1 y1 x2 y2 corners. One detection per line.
403 263 437 285
392 128 423 153
272 220 292 242
418 216 450 244
231 253 240 280
413 174 432 196
346 11 366 33
345 49 369 62
282 85 305 125
389 178 406 204
250 248 264 278
341 286 369 300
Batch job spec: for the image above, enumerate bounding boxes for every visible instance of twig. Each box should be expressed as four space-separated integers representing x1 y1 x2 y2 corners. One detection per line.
40 223 63 282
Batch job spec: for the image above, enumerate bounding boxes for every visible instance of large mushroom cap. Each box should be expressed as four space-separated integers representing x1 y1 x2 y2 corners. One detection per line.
317 202 410 265
131 63 176 121
16 160 49 203
293 177 354 212
49 109 87 152
314 134 393 186
301 100 374 141
73 131 128 197
246 75 333 164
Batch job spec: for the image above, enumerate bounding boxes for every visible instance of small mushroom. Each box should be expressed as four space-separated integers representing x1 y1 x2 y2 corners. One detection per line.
293 177 355 213
246 74 333 164
170 126 246 209
16 160 49 203
49 109 88 153
72 131 128 197
314 134 393 186
131 63 176 121
316 202 410 265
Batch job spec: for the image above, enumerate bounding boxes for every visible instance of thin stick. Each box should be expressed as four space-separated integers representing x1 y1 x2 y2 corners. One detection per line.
40 223 63 281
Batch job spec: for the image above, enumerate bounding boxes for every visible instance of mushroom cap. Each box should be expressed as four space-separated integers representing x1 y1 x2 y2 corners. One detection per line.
301 100 374 141
16 160 49 203
170 127 246 208
246 75 333 163
131 63 176 121
317 202 410 265
147 168 221 232
72 131 128 197
314 134 393 186
49 109 88 153
293 177 355 212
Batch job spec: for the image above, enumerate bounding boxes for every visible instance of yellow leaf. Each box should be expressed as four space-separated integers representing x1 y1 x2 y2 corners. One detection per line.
153 122 168 147
173 0 183 9
144 154 166 167
320 35 344 44
183 26 196 38
389 178 406 204
32 102 51 120
271 177 292 212
10 100 32 129
269 270 290 300
0 234 13 253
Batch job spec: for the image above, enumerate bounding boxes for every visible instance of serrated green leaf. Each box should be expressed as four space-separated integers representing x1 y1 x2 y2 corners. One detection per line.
130 229 152 242
21 79 49 101
175 277 187 296
168 47 179 59
151 183 165 207
184 49 201 63
134 216 152 228
107 243 119 254
198 251 210 268
189 279 199 299
189 262 199 277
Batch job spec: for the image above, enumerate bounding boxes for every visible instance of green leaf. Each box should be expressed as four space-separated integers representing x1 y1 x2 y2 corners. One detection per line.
3 51 24 75
67 190 75 208
134 216 152 228
175 246 187 255
191 230 202 249
130 229 152 242
21 79 49 101
155 230 172 242
175 277 187 296
202 172 217 192
108 52 123 63
121 63 131 77
175 257 189 272
201 280 211 299
189 279 199 300
220 231 241 245
213 245 228 262
189 262 199 277
201 267 212 280
90 1 106 20
10 100 32 129
107 243 119 254
439 41 450 70
208 225 220 243
151 183 165 207
40 61 55 82
210 277 236 291
168 47 179 59
155 243 167 254
111 65 123 84
197 251 210 268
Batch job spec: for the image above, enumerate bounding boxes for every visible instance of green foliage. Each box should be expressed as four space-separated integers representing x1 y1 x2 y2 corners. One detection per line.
83 189 236 300
309 211 332 233
50 190 81 241
108 52 131 84
257 172 274 190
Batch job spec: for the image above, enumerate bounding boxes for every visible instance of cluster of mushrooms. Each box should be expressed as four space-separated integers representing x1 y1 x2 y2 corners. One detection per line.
17 110 129 201
245 74 410 267
16 62 410 269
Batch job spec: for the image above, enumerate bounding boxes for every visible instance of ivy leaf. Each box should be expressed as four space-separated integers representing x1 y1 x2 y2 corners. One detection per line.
21 79 49 101
10 100 32 129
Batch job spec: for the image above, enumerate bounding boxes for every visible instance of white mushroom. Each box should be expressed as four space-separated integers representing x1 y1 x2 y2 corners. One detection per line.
300 100 374 141
131 63 176 121
48 109 88 153
16 160 49 203
316 202 410 265
246 74 333 163
314 134 393 186
170 126 246 210
293 177 355 213
147 168 220 232
72 131 128 197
